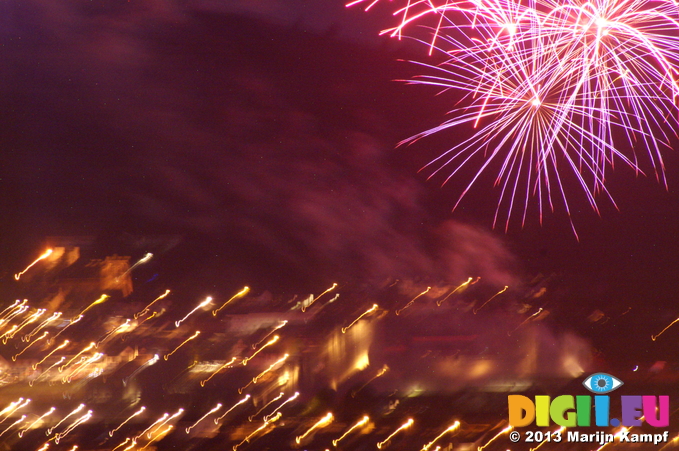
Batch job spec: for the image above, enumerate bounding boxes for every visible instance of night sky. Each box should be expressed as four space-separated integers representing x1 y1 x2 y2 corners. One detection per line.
2 0 679 365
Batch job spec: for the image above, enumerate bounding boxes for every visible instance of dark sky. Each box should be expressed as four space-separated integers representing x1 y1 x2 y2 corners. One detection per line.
2 0 679 362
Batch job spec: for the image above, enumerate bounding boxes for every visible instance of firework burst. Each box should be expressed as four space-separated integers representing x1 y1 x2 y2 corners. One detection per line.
350 0 679 232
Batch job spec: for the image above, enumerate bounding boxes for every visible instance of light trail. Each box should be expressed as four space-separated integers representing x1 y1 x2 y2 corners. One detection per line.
200 357 238 387
212 286 250 317
19 407 56 437
15 249 53 280
295 412 334 444
248 392 284 422
263 392 299 421
96 319 131 348
437 277 473 306
302 283 337 312
352 365 389 397
377 418 413 449
175 297 212 328
420 421 460 451
242 335 279 366
123 354 159 386
164 330 200 360
24 312 61 342
332 415 370 446
474 286 509 314
47 404 85 436
508 308 544 336
54 410 91 444
478 425 512 451
342 304 378 333
134 289 170 319
652 317 679 341
232 412 281 451
396 287 431 315
252 320 287 349
109 406 146 437
0 415 26 438
186 403 222 434
215 394 250 424
13 331 49 361
239 354 289 393
59 342 96 372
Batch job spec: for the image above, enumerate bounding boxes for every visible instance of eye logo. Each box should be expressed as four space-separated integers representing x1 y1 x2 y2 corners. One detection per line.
583 373 623 394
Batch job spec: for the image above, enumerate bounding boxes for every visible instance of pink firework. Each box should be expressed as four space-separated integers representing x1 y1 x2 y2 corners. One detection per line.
350 0 679 233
